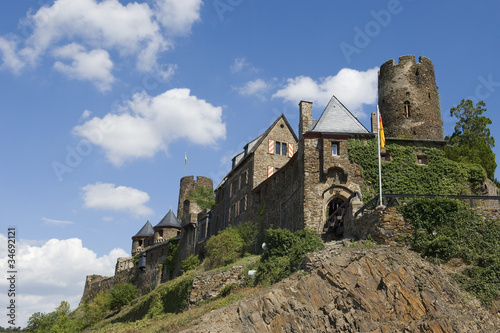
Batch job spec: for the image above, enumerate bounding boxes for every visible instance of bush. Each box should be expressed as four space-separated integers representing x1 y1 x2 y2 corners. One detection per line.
181 254 201 272
165 238 180 279
400 197 500 306
255 228 324 286
205 226 244 269
187 186 215 210
81 292 109 325
235 221 258 255
108 283 138 311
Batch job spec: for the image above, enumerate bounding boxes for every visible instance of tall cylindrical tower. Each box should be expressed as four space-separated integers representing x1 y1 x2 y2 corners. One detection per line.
177 176 213 221
378 55 443 140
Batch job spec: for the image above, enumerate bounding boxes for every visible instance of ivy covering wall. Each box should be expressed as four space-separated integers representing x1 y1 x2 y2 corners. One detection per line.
347 139 486 200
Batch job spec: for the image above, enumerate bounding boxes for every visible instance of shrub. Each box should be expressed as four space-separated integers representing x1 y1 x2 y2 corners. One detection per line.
108 283 138 311
400 197 500 306
205 226 244 269
181 254 201 272
235 221 258 255
165 238 180 279
81 292 109 325
255 228 324 286
187 186 215 210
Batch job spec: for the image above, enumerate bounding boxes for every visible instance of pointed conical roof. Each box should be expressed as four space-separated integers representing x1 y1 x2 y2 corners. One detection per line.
310 95 369 134
132 220 154 238
154 209 181 229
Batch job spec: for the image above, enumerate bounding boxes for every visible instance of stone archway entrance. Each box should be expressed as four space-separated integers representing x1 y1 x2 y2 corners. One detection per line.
325 197 347 236
322 186 360 237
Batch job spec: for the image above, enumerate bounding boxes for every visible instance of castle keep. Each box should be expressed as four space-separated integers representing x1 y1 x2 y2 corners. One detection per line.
81 55 497 300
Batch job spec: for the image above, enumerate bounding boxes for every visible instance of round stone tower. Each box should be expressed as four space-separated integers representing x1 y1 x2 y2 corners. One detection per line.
378 55 443 140
177 176 213 221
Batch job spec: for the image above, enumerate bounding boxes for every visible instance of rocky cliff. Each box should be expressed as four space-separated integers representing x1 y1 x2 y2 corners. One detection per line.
179 242 500 332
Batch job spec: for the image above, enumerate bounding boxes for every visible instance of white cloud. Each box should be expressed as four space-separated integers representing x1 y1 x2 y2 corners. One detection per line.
42 217 74 225
0 37 24 73
0 234 127 328
73 88 226 166
273 67 379 116
154 0 202 35
0 0 201 85
80 109 92 121
230 57 259 74
53 43 114 92
82 182 153 216
235 79 269 96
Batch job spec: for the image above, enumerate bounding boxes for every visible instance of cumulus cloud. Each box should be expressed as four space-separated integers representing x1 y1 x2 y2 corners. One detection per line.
82 182 153 216
234 79 270 98
154 0 202 35
0 234 127 327
273 67 379 116
73 88 226 166
0 0 201 88
53 43 114 91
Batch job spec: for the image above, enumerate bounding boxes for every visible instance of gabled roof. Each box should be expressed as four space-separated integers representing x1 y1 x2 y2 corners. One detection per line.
154 209 181 229
132 220 154 239
310 95 369 134
231 114 298 171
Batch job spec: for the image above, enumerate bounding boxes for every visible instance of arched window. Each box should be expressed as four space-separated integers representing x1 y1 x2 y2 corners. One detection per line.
404 101 410 118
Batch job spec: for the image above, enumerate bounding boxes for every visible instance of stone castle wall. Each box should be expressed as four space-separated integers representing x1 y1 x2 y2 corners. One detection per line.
344 206 413 245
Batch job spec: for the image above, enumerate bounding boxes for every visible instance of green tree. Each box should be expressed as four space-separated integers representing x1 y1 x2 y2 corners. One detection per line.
108 283 138 311
445 99 496 179
186 186 215 210
205 226 244 269
235 221 258 255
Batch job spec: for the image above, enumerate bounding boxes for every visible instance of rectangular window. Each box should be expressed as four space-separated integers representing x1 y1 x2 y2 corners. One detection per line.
332 142 339 156
274 141 289 156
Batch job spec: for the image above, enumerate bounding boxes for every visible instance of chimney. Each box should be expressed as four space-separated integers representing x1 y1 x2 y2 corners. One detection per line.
299 100 313 139
371 112 378 133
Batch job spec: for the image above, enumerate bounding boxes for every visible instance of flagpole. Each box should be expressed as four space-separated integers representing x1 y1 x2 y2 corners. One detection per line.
377 105 383 207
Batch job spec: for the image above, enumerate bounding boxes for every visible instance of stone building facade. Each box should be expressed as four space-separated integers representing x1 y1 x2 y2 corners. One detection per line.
82 55 499 300
210 115 298 234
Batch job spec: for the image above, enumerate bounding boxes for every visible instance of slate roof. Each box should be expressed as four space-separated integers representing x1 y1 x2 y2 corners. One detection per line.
132 220 154 238
154 209 181 229
310 95 370 134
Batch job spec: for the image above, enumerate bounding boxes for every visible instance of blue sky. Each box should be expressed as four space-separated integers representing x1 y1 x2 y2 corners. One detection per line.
0 0 499 327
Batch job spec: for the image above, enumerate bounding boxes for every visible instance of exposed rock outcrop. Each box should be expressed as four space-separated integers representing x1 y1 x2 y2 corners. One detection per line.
179 243 500 332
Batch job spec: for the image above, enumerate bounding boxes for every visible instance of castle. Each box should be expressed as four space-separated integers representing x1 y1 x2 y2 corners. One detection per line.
81 55 497 300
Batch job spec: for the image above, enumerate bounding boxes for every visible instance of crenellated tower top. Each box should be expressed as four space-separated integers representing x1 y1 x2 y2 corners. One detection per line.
378 55 443 141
